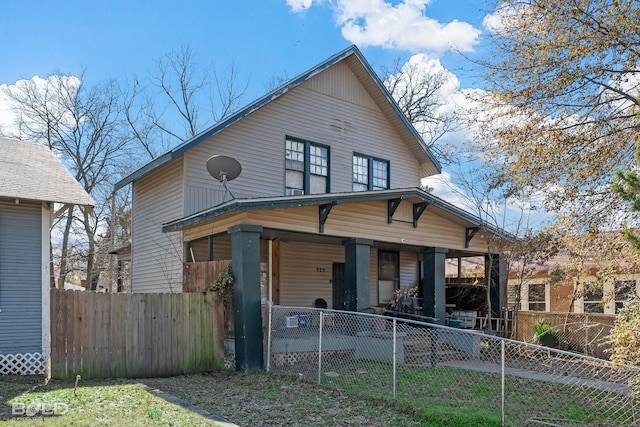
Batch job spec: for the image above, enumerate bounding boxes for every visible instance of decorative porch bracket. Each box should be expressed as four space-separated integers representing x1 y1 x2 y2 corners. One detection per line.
387 198 402 223
319 202 335 233
413 202 429 228
465 227 480 248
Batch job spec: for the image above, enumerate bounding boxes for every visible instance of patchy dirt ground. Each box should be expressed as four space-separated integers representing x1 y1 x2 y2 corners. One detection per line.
1 372 425 426
142 371 425 427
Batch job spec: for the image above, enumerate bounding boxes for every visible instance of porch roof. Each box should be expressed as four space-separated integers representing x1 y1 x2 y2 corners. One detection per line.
161 187 512 242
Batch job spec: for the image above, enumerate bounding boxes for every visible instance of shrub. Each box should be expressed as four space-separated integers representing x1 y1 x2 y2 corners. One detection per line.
609 296 640 367
533 319 561 348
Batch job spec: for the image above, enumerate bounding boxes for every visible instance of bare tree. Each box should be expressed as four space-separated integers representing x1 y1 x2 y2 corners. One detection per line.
122 45 248 161
2 73 130 289
381 57 461 165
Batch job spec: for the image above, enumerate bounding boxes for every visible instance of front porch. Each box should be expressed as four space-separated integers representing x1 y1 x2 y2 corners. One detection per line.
166 189 509 371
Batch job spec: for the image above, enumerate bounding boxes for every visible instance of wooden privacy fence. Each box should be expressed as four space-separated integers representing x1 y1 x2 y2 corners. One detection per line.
183 260 231 292
515 311 616 359
50 289 225 379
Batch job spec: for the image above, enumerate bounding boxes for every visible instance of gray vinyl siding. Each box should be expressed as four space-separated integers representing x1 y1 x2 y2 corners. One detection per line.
0 199 42 354
131 160 184 292
187 235 232 262
181 198 492 255
279 241 344 307
279 242 421 309
400 251 420 291
183 62 422 215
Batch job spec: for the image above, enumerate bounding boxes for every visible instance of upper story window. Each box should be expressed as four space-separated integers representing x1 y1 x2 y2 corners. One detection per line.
285 137 329 195
353 153 389 191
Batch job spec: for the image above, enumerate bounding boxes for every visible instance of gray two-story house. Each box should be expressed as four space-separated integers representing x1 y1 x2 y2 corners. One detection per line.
115 45 507 371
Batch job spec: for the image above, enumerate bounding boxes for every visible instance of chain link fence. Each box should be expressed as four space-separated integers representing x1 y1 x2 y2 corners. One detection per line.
266 304 640 426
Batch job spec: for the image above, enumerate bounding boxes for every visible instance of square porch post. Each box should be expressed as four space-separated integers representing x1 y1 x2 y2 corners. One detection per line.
228 224 264 372
486 253 506 328
422 247 448 325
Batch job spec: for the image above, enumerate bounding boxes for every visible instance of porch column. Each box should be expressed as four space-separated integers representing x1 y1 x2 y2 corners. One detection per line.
228 224 264 372
486 253 506 320
422 247 448 325
343 238 373 312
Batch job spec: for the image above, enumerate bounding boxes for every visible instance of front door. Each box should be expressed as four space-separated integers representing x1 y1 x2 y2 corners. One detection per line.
332 262 346 310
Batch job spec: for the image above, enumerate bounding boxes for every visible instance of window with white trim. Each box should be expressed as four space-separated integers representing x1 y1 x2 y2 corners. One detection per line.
285 137 329 195
615 280 636 313
528 283 545 311
353 153 389 191
584 285 604 313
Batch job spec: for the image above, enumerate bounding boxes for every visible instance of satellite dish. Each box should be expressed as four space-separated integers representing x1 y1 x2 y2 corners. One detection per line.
206 155 242 201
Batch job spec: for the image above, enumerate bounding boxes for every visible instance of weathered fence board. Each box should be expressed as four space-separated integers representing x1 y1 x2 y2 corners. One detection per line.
183 260 230 292
50 289 225 379
515 311 615 359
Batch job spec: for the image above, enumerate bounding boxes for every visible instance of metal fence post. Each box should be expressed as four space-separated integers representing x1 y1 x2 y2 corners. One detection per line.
584 314 589 356
266 301 272 373
393 318 397 400
317 311 324 385
501 339 505 426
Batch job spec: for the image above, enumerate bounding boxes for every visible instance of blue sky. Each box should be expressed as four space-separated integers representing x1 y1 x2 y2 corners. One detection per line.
2 0 541 230
0 0 489 95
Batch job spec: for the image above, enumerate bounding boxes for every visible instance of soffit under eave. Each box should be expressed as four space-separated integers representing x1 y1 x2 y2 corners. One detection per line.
178 199 501 254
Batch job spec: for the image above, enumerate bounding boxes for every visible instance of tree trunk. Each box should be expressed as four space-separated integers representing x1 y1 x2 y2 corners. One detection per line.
57 206 74 289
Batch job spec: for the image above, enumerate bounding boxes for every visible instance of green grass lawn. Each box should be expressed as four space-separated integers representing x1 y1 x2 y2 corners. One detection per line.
0 376 221 426
1 364 636 426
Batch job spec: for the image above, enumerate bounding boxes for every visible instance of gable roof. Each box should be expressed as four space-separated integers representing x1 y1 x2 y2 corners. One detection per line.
0 138 95 207
115 45 441 191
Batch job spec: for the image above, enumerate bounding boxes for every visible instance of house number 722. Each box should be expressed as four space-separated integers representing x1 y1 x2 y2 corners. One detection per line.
316 267 325 273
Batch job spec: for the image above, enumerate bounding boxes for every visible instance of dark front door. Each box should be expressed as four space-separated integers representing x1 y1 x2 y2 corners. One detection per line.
332 262 346 310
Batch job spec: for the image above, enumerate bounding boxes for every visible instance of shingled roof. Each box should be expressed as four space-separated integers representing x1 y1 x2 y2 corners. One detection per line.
0 138 95 207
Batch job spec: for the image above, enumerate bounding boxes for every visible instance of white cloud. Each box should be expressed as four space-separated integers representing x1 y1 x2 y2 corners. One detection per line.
0 85 17 137
0 75 82 140
288 0 481 53
285 0 316 13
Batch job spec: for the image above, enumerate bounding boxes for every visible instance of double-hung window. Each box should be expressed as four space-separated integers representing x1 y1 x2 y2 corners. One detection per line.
528 283 545 311
615 280 636 313
285 137 329 195
353 153 389 191
583 285 604 313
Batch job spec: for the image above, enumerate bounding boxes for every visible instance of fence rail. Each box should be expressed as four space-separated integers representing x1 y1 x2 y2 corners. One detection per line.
267 305 640 426
50 289 225 379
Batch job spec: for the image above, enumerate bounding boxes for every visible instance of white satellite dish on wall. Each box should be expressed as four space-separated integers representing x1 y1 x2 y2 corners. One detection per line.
206 155 242 201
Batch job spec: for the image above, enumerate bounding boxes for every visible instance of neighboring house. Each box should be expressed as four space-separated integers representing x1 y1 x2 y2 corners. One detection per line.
0 138 95 375
511 270 640 315
114 45 509 371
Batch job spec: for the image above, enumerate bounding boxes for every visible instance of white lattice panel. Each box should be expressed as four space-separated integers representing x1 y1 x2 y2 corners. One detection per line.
0 352 45 375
